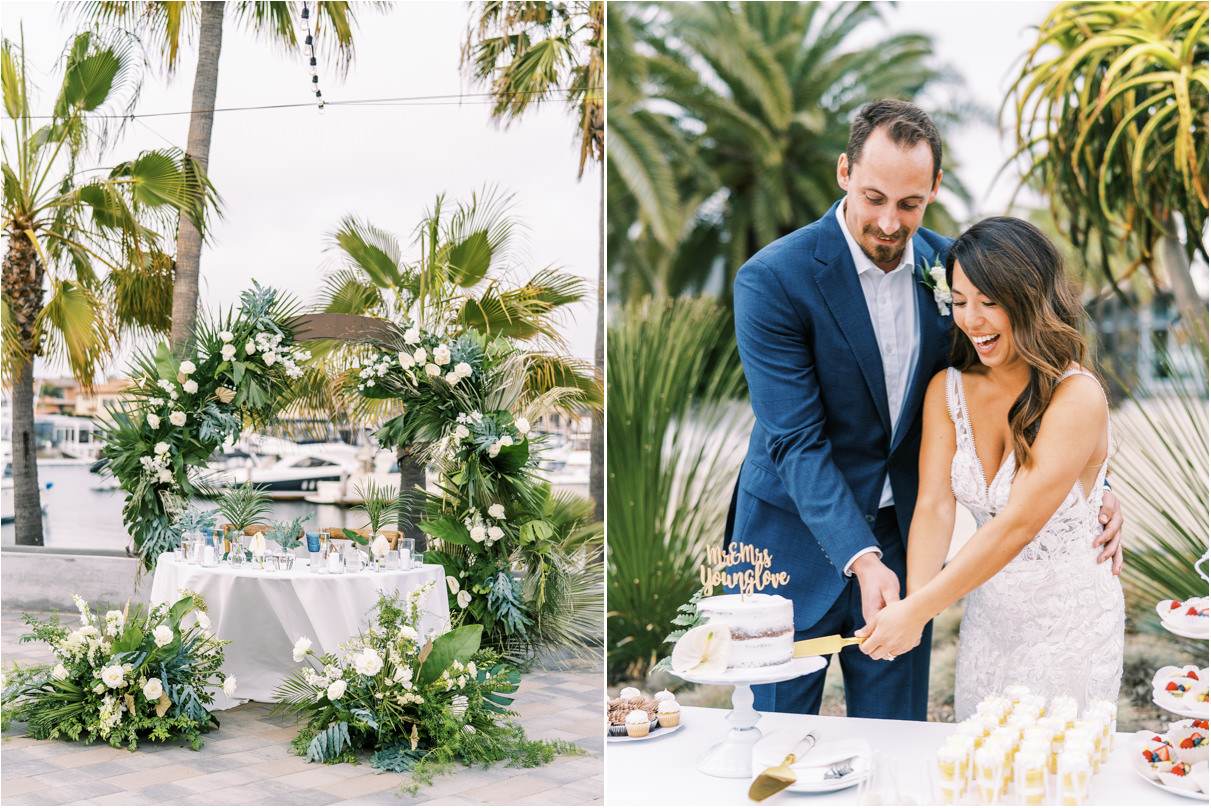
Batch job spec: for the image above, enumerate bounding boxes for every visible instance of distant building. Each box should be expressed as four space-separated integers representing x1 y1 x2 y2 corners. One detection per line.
33 377 134 417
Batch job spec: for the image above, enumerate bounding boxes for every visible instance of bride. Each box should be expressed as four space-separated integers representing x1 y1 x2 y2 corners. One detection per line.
855 216 1125 717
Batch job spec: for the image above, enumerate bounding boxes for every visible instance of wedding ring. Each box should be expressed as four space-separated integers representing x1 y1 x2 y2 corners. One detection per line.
886 654 897 661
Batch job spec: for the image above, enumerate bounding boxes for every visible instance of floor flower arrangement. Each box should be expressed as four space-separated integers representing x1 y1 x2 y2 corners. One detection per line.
270 585 577 791
1 593 229 750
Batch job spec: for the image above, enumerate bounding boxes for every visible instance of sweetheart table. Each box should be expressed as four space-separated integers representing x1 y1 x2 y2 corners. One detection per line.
149 554 450 707
606 705 1190 805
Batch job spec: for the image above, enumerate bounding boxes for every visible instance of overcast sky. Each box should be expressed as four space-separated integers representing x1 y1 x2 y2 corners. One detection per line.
6 2 601 379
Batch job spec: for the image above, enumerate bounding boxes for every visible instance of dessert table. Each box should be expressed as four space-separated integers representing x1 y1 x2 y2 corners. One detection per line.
606 706 1190 805
149 554 450 706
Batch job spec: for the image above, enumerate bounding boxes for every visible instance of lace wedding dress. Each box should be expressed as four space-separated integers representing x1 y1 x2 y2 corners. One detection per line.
947 367 1124 720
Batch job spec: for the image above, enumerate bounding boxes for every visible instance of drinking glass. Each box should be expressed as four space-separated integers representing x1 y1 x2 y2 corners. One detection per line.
278 552 294 572
385 550 400 570
399 537 415 570
172 545 184 562
318 530 330 557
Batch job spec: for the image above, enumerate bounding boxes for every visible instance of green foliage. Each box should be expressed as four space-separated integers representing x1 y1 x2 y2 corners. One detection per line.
607 296 751 679
267 512 312 551
216 481 273 532
305 721 351 764
351 479 412 536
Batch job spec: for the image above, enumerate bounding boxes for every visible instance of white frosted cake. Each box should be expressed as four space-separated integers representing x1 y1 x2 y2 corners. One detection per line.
697 593 794 669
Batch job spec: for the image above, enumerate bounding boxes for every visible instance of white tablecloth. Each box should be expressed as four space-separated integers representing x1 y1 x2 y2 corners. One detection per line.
149 555 450 705
606 706 1191 805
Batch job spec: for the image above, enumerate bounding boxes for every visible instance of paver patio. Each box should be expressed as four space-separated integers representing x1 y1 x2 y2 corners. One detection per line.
1 611 603 806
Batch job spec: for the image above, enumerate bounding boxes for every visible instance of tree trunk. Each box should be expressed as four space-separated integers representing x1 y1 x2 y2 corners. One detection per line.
1158 213 1207 340
2 228 46 546
396 444 428 554
171 1 224 353
588 159 605 524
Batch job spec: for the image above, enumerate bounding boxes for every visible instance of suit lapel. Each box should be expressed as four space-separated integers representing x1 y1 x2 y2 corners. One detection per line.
813 205 892 438
891 234 948 450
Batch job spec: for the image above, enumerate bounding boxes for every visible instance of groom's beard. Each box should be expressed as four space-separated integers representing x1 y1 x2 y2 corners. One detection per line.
860 225 910 267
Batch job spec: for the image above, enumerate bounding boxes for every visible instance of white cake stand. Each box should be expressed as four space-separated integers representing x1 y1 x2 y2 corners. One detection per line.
670 656 826 779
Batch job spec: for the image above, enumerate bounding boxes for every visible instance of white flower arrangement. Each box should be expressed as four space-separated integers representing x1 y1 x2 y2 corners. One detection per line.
918 256 953 316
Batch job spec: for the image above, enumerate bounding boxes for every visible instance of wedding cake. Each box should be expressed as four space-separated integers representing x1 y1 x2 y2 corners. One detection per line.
696 593 794 670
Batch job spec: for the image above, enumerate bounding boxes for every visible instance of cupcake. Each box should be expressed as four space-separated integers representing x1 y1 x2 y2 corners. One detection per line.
653 689 675 703
657 699 681 728
619 686 642 700
625 709 651 738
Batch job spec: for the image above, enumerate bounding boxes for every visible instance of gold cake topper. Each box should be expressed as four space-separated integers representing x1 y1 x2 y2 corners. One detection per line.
700 542 790 597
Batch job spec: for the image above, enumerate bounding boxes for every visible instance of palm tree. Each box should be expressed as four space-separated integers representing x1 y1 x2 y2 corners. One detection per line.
461 0 605 524
73 1 377 352
307 187 598 540
2 30 213 545
608 1 972 304
1006 1 1208 333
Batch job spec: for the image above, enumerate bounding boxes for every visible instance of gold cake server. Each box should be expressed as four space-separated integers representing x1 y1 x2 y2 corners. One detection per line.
748 730 819 801
793 634 862 657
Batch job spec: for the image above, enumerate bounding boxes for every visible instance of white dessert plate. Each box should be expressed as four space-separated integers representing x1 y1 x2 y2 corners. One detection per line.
1134 767 1206 800
752 732 871 793
1153 695 1210 721
670 655 826 686
1162 619 1210 641
606 723 683 743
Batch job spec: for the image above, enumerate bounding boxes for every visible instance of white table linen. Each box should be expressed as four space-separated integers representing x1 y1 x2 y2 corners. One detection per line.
150 555 450 706
606 706 1190 805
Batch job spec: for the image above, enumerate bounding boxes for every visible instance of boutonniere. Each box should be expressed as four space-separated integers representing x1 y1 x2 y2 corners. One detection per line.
918 256 952 316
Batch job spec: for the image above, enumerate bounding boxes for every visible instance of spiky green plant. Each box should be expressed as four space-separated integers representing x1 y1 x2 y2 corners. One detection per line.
606 296 751 679
353 479 414 536
216 481 272 535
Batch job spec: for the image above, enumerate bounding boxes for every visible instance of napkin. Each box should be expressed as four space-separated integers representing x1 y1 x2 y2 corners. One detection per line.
372 534 392 559
249 532 267 555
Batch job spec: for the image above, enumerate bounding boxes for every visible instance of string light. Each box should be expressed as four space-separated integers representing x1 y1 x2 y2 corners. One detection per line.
300 2 324 112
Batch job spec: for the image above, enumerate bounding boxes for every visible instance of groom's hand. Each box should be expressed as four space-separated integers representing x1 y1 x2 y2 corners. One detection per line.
850 554 901 625
1094 490 1124 576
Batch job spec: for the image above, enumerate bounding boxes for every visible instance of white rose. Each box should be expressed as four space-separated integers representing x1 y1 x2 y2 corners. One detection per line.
169 389 178 400
515 417 530 436
183 379 198 394
169 411 186 427
487 526 504 543
194 611 211 630
469 525 486 543
456 590 472 609
223 675 237 697
454 425 470 440
488 504 505 520
153 625 174 647
394 666 414 688
154 441 170 455
219 331 233 342
930 264 949 293
499 435 514 447
425 363 441 377
101 665 125 688
445 575 461 594
399 625 418 643
354 648 383 677
147 414 161 429
143 678 163 701
434 345 451 366
94 683 106 694
327 679 347 701
454 362 472 378
158 469 174 484
488 443 501 458
221 343 237 361
398 350 415 369
413 348 426 364
52 663 69 680
403 327 421 345
451 694 468 716
292 637 312 662
179 361 196 375
445 371 461 384
245 340 256 355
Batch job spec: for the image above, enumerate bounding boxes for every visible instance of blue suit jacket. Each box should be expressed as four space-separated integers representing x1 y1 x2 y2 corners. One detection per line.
732 201 953 631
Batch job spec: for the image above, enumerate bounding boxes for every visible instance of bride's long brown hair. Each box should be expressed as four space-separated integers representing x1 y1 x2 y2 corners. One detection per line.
945 217 1100 471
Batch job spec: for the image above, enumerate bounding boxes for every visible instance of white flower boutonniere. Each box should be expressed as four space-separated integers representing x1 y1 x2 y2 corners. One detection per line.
918 256 952 316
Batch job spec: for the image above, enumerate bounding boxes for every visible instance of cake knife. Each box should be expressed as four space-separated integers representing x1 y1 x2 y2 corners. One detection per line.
748 729 819 801
793 634 863 657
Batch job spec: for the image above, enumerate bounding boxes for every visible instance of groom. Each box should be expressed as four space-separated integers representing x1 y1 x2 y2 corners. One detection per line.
728 100 1123 720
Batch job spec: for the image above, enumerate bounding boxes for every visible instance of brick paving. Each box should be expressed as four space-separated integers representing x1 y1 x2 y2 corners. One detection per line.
1 611 603 806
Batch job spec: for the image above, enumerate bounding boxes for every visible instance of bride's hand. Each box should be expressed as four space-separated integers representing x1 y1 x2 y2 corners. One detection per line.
854 599 925 661
1094 489 1124 575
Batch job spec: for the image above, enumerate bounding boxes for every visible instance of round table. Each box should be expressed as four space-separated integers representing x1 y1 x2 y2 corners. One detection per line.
149 554 450 706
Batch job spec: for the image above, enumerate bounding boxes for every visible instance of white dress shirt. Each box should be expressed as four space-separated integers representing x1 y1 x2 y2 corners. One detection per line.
834 203 920 575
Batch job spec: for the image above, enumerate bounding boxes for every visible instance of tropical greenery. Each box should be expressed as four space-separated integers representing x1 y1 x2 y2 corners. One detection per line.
1006 1 1209 331
215 481 273 536
607 1 972 305
350 319 603 656
1 30 214 546
606 297 751 679
271 587 578 791
306 187 598 537
462 0 606 523
1 593 230 750
98 284 311 568
350 479 411 538
73 0 379 352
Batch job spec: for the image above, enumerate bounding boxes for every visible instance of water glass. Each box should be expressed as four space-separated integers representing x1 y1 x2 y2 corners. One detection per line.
399 537 415 570
278 552 294 572
385 550 400 570
172 546 184 562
